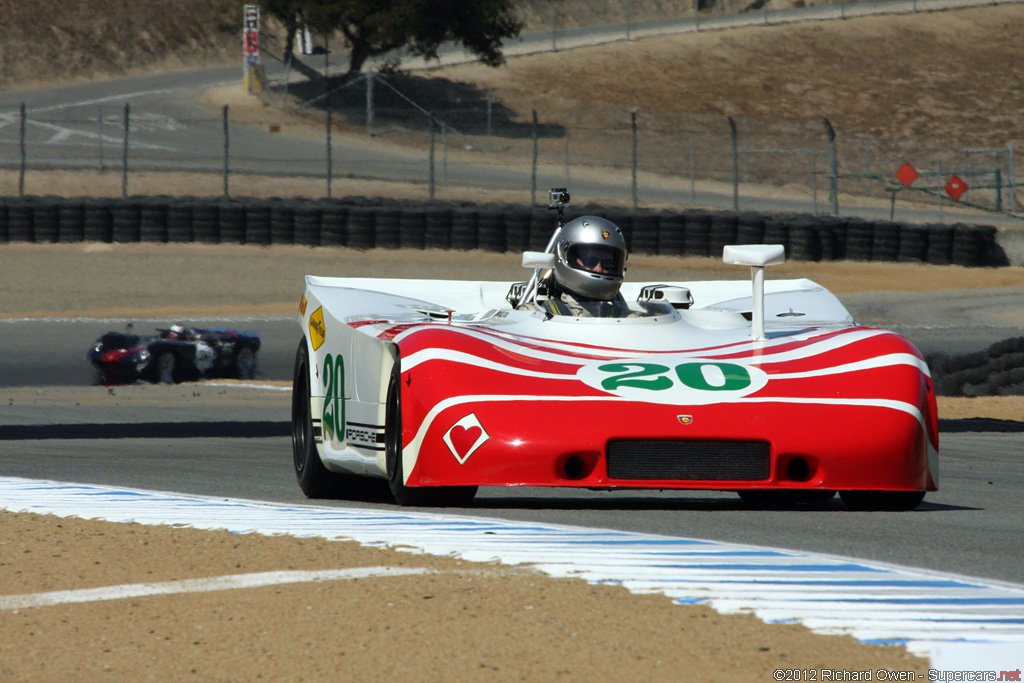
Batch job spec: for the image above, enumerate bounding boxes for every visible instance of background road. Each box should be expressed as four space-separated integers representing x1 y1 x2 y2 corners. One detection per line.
5 286 1024 387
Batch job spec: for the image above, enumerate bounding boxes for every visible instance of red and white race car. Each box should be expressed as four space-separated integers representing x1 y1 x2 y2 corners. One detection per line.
291 208 937 510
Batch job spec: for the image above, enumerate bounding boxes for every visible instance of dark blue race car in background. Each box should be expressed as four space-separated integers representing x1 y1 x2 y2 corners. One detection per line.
88 324 261 385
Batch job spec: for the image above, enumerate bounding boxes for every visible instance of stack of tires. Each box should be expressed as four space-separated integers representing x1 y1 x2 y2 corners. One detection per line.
0 195 1009 267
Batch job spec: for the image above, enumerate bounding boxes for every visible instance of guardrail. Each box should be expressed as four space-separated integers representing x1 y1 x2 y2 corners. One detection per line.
0 195 1007 267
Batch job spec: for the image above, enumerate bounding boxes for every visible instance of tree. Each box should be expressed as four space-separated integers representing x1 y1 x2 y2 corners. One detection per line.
294 0 521 75
261 0 306 59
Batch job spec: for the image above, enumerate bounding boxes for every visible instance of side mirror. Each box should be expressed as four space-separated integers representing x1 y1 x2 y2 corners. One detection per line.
522 251 556 269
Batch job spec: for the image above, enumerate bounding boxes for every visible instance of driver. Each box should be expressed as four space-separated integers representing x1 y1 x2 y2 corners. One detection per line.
532 215 633 317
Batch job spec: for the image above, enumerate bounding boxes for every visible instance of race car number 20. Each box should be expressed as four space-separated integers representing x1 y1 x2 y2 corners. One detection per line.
578 359 768 404
321 354 345 442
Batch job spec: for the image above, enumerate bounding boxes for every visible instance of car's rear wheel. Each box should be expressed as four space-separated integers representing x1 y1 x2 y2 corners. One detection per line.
292 338 357 498
234 347 256 380
737 489 836 508
386 368 477 507
839 490 926 511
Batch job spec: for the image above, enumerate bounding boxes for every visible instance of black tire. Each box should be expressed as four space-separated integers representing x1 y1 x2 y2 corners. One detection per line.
374 207 401 249
346 205 375 249
57 200 85 243
292 201 321 246
292 339 357 498
155 352 176 384
234 347 257 380
708 212 738 256
320 203 347 246
872 221 901 262
629 213 659 255
110 201 141 243
82 200 112 243
269 202 295 245
217 201 245 244
450 207 478 251
656 214 686 256
476 208 505 253
839 490 925 511
138 199 168 243
425 206 453 249
737 489 836 508
503 208 531 253
399 206 427 250
386 368 477 507
244 203 272 245
32 200 59 243
682 210 711 257
787 219 821 262
926 223 954 265
897 224 929 263
166 201 193 243
844 218 873 261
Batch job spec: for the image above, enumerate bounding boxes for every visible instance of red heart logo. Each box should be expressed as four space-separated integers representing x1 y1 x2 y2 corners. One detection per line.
449 425 481 458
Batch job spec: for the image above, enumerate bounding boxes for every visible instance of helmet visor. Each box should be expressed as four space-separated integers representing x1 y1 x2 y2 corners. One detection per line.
566 243 624 276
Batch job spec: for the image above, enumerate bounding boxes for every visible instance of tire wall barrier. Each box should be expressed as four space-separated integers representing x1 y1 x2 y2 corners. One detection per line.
0 195 1010 267
926 337 1024 397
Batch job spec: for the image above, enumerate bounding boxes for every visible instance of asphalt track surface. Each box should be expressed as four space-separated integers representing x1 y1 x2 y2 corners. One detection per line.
2 306 1024 587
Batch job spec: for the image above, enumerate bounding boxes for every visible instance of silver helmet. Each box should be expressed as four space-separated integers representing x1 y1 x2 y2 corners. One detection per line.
553 216 627 301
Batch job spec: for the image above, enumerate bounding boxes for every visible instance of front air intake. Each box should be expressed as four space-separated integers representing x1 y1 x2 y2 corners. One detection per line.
606 440 770 481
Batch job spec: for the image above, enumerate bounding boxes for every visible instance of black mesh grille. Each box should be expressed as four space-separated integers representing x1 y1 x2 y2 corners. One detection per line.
606 440 770 481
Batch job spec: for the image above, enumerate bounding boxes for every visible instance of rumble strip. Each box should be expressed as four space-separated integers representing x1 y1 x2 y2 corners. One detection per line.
1 476 1021 667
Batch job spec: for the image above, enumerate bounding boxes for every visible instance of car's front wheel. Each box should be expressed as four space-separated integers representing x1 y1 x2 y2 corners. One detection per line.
386 368 477 507
156 353 175 384
292 338 357 498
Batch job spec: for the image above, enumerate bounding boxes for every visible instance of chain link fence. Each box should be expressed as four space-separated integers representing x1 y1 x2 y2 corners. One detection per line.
1 0 1019 224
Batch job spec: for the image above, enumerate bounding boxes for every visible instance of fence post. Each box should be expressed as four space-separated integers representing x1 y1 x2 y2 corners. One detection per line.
222 105 230 198
689 139 696 204
728 116 739 211
18 103 26 197
429 117 436 200
531 110 538 206
563 130 570 186
824 118 838 216
550 2 558 52
98 104 105 171
1007 144 1015 211
122 102 130 199
631 111 638 211
442 122 448 187
626 0 632 40
611 105 618 168
326 107 333 199
486 91 493 153
695 0 701 32
366 71 374 137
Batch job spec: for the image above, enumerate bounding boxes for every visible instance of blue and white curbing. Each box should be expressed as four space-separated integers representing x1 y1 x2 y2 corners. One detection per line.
2 476 1022 668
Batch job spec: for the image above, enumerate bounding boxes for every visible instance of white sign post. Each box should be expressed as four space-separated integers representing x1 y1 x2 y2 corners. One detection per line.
243 4 262 92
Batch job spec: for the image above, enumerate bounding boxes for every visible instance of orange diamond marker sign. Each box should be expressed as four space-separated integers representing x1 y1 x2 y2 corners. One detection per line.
895 162 919 187
945 175 968 202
